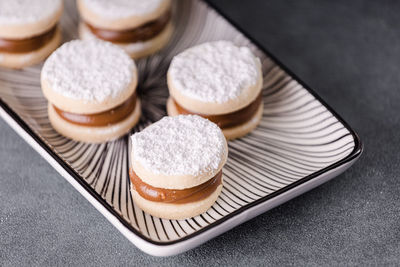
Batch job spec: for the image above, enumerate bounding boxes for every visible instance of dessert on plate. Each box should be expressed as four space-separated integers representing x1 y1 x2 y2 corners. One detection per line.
167 40 264 140
41 40 141 143
130 115 228 220
77 0 173 59
0 0 63 69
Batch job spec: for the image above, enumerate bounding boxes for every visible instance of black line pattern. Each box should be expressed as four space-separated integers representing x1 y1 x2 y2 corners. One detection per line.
0 0 355 243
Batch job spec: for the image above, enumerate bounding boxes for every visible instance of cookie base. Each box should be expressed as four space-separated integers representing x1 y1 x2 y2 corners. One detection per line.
0 27 61 69
130 183 223 220
48 99 141 143
167 97 264 140
79 22 173 59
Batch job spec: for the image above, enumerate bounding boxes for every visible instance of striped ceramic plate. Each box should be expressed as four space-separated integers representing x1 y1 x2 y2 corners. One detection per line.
0 0 362 256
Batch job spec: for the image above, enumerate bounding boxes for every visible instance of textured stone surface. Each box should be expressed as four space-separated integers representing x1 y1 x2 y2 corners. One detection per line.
1 0 399 265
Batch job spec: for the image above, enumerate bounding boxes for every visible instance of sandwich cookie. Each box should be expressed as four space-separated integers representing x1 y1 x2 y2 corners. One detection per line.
167 41 264 140
0 0 63 69
77 0 173 59
41 40 141 143
130 115 228 220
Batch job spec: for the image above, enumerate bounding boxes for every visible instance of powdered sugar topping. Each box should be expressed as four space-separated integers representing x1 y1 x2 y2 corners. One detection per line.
131 115 227 176
168 41 261 103
42 40 136 102
0 0 62 25
82 0 165 19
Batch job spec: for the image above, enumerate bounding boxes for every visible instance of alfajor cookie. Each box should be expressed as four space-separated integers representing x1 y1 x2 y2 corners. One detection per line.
167 41 264 140
0 0 63 69
77 0 173 59
41 40 141 143
130 115 228 220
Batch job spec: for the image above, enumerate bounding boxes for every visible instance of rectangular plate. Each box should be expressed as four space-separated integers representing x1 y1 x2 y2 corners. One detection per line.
0 0 362 256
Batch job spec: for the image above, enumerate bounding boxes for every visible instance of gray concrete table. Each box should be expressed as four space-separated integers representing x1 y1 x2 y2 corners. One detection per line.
1 0 399 265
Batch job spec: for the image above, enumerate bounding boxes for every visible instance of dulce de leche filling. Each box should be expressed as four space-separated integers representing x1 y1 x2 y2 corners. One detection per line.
86 11 171 43
53 92 137 127
0 25 57 53
173 92 263 129
130 168 222 204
